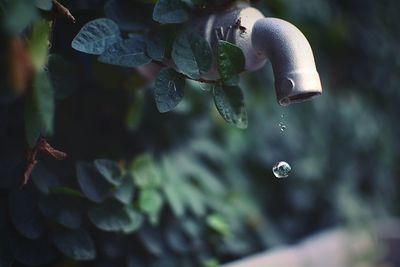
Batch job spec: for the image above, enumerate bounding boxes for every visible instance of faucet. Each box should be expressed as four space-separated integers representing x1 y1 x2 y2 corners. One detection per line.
186 4 322 106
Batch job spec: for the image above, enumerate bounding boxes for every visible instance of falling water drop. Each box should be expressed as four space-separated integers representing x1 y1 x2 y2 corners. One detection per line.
278 122 286 132
278 114 286 132
272 161 291 178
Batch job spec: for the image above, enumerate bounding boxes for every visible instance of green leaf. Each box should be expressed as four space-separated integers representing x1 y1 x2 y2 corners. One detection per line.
186 79 217 92
53 228 96 261
139 189 163 224
4 0 38 33
35 0 52 10
178 155 225 195
98 36 151 67
72 18 121 55
48 54 79 99
217 40 245 86
27 19 51 71
37 194 82 229
8 188 43 239
49 186 84 198
180 183 206 216
164 221 191 254
213 84 248 129
76 161 113 203
206 214 230 236
153 0 189 24
138 228 164 256
122 207 144 233
163 183 184 216
153 68 185 113
114 174 135 204
24 71 55 147
94 159 123 186
131 154 162 189
160 157 185 216
204 258 220 267
172 31 212 79
88 200 143 233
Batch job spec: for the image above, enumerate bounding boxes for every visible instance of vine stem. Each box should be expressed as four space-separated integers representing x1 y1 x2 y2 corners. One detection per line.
52 0 76 23
22 138 67 186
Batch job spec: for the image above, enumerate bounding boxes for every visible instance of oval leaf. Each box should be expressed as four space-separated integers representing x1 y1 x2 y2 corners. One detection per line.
153 0 189 24
153 68 185 113
98 36 151 67
88 200 143 233
114 174 135 204
53 228 96 261
138 227 164 256
24 71 55 147
72 18 121 55
76 161 113 203
139 189 163 224
206 214 230 236
27 19 51 71
130 154 162 189
213 84 247 129
94 159 123 186
38 194 82 229
172 31 212 79
217 40 245 86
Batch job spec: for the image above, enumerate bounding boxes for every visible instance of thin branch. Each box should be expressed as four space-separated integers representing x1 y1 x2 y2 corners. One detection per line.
51 0 76 23
38 138 67 160
22 138 67 186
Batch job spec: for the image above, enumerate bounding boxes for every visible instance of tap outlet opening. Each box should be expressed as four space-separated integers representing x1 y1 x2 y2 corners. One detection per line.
279 92 321 106
275 71 322 106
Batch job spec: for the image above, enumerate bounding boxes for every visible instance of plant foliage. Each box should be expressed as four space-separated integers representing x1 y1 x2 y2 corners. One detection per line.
2 0 400 267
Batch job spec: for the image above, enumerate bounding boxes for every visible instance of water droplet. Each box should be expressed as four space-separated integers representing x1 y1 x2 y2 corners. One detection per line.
280 125 286 131
278 121 286 132
279 97 290 106
272 161 291 178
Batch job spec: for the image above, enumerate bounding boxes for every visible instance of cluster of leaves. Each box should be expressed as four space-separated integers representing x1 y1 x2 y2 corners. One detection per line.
71 0 248 128
1 1 263 265
3 0 400 267
0 141 264 266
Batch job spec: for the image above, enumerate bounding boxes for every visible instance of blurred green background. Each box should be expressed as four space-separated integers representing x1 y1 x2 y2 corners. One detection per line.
1 0 400 266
